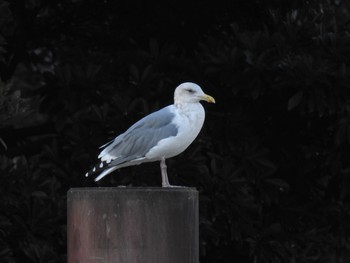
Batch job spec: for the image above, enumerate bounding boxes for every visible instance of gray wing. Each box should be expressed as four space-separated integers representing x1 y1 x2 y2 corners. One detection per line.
99 105 178 166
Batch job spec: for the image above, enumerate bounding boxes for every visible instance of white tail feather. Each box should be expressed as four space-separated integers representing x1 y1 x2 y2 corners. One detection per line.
94 167 118 182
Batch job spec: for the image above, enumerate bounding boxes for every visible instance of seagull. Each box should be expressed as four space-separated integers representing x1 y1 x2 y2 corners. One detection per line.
85 82 215 187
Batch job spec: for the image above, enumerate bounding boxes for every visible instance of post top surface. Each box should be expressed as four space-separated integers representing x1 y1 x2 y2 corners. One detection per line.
68 186 198 193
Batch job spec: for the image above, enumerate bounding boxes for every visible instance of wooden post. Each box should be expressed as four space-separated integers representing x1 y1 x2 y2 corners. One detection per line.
67 187 198 263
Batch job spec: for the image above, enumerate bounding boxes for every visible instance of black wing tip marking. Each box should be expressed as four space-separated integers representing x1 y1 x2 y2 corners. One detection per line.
85 160 109 178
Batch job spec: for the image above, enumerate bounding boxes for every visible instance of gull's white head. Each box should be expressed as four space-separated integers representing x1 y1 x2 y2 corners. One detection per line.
174 82 215 105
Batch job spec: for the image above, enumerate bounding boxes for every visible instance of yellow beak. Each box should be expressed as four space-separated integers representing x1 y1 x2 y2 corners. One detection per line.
201 94 216 104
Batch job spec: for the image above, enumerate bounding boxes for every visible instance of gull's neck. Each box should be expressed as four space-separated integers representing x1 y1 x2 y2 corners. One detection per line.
174 100 198 109
174 101 204 118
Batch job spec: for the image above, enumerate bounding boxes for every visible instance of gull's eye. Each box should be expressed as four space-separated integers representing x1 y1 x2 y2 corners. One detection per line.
186 88 195 94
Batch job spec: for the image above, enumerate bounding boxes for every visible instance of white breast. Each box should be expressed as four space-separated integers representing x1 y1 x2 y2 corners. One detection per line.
145 103 205 160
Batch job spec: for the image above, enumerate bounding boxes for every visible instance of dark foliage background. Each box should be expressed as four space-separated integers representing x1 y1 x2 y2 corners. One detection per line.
1 0 350 262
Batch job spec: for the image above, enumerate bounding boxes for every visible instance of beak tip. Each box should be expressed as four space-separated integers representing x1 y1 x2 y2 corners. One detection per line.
205 94 215 104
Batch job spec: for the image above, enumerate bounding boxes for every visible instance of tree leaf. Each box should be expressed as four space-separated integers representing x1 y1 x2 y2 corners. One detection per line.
288 91 303 110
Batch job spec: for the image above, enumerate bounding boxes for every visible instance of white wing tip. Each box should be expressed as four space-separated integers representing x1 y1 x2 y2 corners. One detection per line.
99 152 117 163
